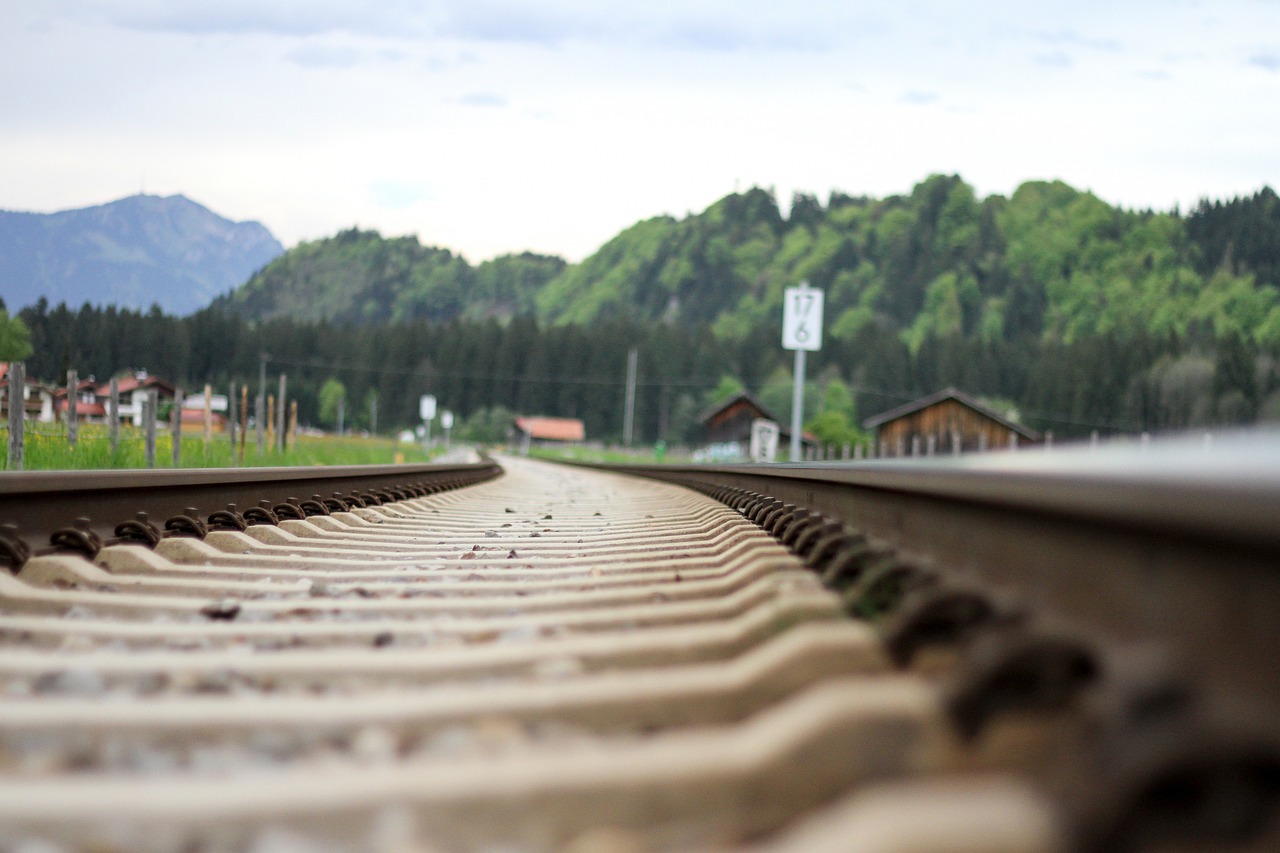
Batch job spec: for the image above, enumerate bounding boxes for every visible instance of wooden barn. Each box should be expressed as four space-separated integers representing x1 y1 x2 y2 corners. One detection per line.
699 393 816 458
863 387 1040 457
701 394 776 446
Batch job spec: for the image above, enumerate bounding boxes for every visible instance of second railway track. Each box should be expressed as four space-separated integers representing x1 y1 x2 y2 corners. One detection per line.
0 449 1277 852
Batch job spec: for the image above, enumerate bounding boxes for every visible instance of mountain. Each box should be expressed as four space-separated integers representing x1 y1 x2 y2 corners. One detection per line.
0 194 283 315
216 227 565 324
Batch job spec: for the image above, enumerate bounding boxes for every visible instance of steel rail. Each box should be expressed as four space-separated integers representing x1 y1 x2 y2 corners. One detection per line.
0 460 502 555
581 443 1280 715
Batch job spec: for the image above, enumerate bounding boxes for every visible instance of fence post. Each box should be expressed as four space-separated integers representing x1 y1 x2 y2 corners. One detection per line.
240 385 248 463
172 388 183 467
6 362 24 470
108 378 120 456
255 392 264 453
266 394 275 449
289 400 297 448
66 369 78 449
203 383 213 445
277 374 287 452
145 389 158 468
228 382 238 466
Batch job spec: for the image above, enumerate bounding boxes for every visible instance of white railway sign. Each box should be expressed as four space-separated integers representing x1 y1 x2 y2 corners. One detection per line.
782 283 824 351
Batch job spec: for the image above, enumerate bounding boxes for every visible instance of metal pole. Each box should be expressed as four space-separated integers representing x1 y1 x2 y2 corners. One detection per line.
7 362 24 470
623 348 638 447
790 348 806 462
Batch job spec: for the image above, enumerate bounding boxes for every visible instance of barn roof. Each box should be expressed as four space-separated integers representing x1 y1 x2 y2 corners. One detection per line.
863 387 1040 440
515 416 585 442
698 393 778 426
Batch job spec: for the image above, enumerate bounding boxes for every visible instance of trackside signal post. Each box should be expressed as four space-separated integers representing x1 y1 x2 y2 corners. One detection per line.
781 280 823 462
420 394 436 454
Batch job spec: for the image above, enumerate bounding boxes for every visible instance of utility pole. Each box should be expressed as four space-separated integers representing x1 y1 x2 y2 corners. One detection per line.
623 348 638 447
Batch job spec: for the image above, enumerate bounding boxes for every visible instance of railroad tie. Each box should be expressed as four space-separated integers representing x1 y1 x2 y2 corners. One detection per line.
1 456 1068 852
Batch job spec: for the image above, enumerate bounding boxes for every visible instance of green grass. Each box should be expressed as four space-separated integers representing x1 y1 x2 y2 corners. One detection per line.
1 423 440 470
527 444 688 465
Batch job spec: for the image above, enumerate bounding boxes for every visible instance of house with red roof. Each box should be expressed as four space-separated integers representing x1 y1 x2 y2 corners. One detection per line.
92 370 178 426
514 416 585 452
0 363 57 422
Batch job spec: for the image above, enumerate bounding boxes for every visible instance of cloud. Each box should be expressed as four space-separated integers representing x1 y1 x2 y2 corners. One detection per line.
457 92 507 107
369 180 431 210
1032 51 1073 68
101 0 429 38
1248 53 1280 72
436 1 872 51
1034 28 1122 52
436 3 601 46
900 90 939 106
78 0 879 55
284 43 365 68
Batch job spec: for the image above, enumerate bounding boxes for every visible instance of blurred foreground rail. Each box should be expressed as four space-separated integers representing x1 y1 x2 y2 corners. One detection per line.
0 449 1277 852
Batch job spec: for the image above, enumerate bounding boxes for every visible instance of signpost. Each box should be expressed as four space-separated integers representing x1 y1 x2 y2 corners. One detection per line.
419 394 436 453
781 281 823 462
441 410 454 449
749 418 780 463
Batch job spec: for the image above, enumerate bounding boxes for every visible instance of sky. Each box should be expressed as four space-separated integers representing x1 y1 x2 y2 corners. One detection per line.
2 0 1278 263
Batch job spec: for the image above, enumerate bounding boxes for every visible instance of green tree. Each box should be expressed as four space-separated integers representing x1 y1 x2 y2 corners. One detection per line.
705 374 746 408
0 309 34 361
318 377 346 429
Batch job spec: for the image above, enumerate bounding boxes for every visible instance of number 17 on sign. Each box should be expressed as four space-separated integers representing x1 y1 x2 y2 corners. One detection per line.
782 282 823 462
782 282 824 351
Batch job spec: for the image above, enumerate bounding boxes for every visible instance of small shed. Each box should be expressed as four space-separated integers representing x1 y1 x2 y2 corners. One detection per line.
515 416 585 449
179 408 228 433
699 393 816 458
863 387 1040 457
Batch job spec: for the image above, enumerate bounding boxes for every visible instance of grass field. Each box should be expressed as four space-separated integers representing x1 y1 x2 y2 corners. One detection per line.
1 423 440 470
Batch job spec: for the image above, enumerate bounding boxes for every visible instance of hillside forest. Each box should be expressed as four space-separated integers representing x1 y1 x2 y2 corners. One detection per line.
9 175 1280 448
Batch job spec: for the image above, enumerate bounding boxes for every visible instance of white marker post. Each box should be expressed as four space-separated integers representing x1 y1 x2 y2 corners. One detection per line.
781 280 823 462
441 410 454 450
419 394 436 454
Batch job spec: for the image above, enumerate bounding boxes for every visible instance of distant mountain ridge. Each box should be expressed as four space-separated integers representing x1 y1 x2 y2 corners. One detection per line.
0 194 283 315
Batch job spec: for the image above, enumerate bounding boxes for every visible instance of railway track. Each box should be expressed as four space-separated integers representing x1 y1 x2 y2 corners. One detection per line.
0 446 1277 852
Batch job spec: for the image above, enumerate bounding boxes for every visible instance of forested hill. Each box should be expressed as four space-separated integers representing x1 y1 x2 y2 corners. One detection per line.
219 177 1280 349
215 230 566 324
538 177 1280 346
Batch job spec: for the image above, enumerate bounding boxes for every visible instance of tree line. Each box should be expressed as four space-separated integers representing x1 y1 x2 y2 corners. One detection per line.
11 298 1278 447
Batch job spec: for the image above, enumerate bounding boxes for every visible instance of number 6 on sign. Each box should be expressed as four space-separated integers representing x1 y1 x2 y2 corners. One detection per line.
782 284 824 351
